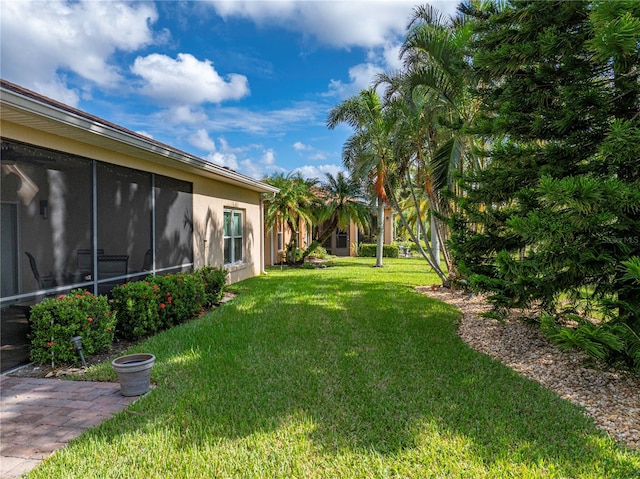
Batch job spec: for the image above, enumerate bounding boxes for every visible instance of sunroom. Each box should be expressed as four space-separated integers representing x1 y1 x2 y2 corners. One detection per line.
0 79 278 371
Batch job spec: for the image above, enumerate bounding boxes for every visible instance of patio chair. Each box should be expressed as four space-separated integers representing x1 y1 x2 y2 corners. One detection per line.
141 249 153 271
97 254 129 296
24 251 56 289
77 248 104 275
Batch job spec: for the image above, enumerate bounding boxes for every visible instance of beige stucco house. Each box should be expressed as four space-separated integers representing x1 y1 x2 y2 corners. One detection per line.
263 205 394 266
0 79 278 371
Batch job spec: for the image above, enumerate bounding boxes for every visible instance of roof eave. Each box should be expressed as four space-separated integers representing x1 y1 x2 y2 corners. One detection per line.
0 84 279 194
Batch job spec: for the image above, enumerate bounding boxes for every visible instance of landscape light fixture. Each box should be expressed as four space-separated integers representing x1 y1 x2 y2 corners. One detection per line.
71 336 88 368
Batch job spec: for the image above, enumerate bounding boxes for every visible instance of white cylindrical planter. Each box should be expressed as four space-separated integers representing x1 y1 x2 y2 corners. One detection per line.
112 353 155 396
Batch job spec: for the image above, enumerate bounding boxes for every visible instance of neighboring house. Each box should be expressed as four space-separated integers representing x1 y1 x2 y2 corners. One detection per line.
263 203 394 266
264 216 312 265
0 79 278 371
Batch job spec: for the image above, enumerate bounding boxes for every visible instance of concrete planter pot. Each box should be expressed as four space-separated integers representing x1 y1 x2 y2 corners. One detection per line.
112 353 155 396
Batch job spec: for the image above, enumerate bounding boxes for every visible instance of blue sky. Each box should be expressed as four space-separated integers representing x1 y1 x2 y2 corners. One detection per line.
1 0 458 181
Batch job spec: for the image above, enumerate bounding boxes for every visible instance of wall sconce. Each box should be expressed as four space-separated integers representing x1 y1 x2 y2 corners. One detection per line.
39 200 48 219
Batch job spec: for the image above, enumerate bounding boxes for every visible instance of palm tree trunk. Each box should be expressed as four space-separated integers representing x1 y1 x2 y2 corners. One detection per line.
300 217 338 262
386 182 449 285
375 197 384 267
430 211 440 268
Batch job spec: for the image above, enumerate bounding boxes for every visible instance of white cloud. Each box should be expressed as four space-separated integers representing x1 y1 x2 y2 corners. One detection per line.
292 141 329 162
136 130 154 139
211 1 411 48
326 41 405 99
309 152 328 161
206 151 239 171
166 105 210 125
293 164 344 181
201 139 283 179
211 1 459 48
327 62 384 98
231 149 285 180
261 149 277 166
131 53 250 105
0 0 157 104
189 129 217 151
205 102 322 134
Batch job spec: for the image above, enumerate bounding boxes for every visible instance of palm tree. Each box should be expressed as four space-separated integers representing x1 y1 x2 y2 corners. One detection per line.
327 89 394 267
374 3 482 284
302 171 371 261
263 172 319 263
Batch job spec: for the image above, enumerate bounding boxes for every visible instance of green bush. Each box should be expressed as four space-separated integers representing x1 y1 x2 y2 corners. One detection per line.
112 272 207 340
111 280 161 340
152 273 205 326
310 245 328 259
357 243 399 258
29 289 115 366
195 266 228 307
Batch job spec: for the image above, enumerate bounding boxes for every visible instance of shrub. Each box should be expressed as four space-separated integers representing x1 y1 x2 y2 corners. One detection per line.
112 272 206 340
311 246 328 259
357 243 399 258
195 266 228 307
111 280 160 340
29 290 115 366
151 272 205 326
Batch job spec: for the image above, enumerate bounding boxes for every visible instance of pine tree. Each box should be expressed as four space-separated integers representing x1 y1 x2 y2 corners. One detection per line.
452 0 640 369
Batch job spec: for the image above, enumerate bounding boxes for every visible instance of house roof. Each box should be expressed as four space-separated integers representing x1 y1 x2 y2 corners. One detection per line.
0 79 278 194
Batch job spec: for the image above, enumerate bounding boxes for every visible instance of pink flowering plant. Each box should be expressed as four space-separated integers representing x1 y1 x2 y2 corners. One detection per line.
29 289 115 366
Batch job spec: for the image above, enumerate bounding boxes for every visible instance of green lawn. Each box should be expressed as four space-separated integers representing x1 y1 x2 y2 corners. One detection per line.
30 258 639 478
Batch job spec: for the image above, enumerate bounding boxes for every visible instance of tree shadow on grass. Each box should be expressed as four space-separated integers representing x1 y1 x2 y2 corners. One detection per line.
46 262 640 478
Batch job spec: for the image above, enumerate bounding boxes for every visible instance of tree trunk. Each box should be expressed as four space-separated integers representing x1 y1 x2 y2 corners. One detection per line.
300 217 338 262
430 211 440 268
376 197 384 267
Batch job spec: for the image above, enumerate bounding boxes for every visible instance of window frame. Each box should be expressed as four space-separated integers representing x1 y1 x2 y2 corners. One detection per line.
223 208 244 265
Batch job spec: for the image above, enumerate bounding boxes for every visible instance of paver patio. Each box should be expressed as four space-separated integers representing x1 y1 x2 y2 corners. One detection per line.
0 375 136 478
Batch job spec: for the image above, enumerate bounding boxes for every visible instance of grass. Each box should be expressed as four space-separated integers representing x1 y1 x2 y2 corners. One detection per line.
29 258 639 478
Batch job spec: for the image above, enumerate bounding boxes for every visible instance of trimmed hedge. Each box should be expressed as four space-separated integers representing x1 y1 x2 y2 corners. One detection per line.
112 272 206 340
29 290 115 366
356 243 400 258
29 267 228 363
110 280 160 340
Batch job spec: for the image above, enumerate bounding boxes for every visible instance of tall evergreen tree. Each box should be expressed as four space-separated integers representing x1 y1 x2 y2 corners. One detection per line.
452 0 640 369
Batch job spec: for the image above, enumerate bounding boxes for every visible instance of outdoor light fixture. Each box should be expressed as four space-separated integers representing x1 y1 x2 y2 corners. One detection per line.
39 200 48 219
71 336 88 368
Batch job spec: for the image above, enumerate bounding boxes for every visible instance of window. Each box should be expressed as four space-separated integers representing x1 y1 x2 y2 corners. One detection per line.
337 228 348 248
224 209 243 264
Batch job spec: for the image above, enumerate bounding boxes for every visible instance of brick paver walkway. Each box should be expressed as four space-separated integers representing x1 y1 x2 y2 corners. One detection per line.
0 375 136 478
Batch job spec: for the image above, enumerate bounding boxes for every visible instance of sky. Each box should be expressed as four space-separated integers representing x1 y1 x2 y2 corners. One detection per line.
1 0 459 181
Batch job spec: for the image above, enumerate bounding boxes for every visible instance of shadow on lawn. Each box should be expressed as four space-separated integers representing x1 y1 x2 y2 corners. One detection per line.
91 261 638 476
